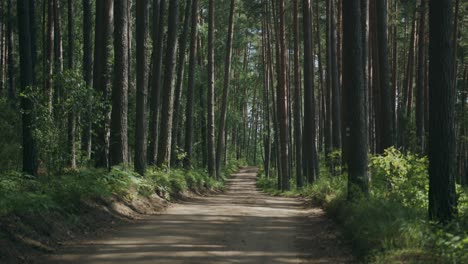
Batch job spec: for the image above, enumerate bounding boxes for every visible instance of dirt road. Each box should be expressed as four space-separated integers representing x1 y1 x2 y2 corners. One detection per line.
47 167 353 264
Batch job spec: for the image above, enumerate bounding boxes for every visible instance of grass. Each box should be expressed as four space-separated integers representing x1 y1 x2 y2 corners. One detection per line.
0 159 242 217
257 149 468 263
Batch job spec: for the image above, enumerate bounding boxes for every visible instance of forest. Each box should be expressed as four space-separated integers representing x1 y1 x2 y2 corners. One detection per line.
0 0 467 263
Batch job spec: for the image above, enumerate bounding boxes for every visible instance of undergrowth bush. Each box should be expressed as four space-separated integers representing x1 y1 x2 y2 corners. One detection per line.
258 148 468 263
0 165 227 217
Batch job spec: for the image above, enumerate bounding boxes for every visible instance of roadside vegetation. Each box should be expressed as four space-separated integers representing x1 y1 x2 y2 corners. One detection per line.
258 148 468 263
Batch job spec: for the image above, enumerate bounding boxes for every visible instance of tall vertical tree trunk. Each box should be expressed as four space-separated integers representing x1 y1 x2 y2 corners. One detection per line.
134 0 149 175
405 9 417 119
110 0 129 166
391 0 397 143
67 0 76 168
343 0 369 199
183 0 198 169
81 0 93 159
0 1 3 96
315 0 325 153
45 0 54 111
29 0 37 82
451 0 460 86
415 0 426 153
156 0 180 168
172 0 193 166
428 0 457 223
148 0 165 165
6 0 15 101
18 0 37 175
293 0 303 187
277 0 290 190
261 16 271 179
330 0 341 152
324 0 332 159
53 0 63 74
215 0 236 177
92 0 113 168
207 0 216 178
361 0 369 153
376 0 394 151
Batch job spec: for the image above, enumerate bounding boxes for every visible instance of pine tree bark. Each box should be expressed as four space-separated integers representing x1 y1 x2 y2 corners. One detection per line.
324 0 332 158
302 0 318 183
215 0 236 177
330 0 341 151
110 0 129 166
261 16 271 179
293 0 303 187
148 0 166 165
172 0 193 166
376 0 394 151
81 0 93 159
92 0 113 168
156 0 180 168
6 0 15 101
0 1 3 97
277 0 290 190
67 0 76 168
18 0 37 175
415 0 426 153
428 0 457 223
342 0 369 199
134 0 149 175
183 0 198 169
45 0 54 111
207 0 216 178
53 0 63 74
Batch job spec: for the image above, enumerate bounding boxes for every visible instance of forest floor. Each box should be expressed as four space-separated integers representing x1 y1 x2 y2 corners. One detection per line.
43 167 354 264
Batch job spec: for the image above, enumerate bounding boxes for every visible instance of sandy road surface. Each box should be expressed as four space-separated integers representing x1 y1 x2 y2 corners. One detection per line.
46 167 353 264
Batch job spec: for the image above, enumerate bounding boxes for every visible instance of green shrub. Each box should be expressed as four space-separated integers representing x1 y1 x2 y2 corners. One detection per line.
258 148 468 263
0 99 21 171
370 147 428 209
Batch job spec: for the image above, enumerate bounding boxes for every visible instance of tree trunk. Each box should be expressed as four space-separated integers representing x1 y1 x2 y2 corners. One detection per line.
324 0 332 158
261 16 271 179
81 0 93 159
293 0 302 187
376 0 394 151
207 0 216 178
172 0 192 166
6 0 15 101
330 0 341 151
53 0 63 75
92 0 113 168
67 0 76 168
415 0 426 153
17 0 37 175
134 0 149 175
428 0 457 223
343 0 369 199
183 0 198 169
277 0 290 190
148 0 165 165
0 2 3 96
45 0 54 111
110 0 129 167
156 0 180 168
215 0 236 177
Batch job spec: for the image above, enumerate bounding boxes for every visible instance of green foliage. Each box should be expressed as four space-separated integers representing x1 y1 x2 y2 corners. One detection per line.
0 99 21 171
258 149 468 263
19 70 103 174
0 165 225 216
370 147 428 209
